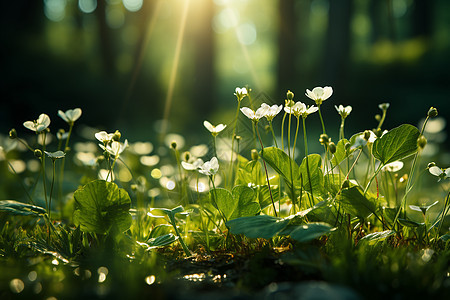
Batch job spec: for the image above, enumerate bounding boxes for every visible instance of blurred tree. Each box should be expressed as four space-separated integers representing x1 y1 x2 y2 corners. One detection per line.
411 0 434 38
277 0 298 95
95 0 115 75
190 1 215 116
323 0 354 89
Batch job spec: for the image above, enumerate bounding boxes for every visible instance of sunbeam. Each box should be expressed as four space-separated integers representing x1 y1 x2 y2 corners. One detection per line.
160 0 191 140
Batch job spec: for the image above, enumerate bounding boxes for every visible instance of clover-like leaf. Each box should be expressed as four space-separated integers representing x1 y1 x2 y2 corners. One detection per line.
213 186 261 221
73 180 132 235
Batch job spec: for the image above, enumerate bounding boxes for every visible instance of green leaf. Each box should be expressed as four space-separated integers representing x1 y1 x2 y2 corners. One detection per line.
372 124 420 165
358 230 395 245
0 200 46 217
398 218 423 228
289 222 334 243
226 215 290 239
339 186 378 218
260 147 301 190
258 185 280 210
73 180 132 234
235 160 265 186
299 154 324 194
147 233 178 248
213 186 260 220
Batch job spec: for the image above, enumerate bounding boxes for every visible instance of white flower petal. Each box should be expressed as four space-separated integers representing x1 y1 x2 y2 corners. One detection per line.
203 120 214 132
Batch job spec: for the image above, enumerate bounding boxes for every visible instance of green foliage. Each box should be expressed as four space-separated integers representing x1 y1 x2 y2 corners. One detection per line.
338 186 378 218
0 200 46 217
373 124 420 165
214 186 261 221
289 222 335 243
73 180 132 235
226 215 290 239
260 146 301 190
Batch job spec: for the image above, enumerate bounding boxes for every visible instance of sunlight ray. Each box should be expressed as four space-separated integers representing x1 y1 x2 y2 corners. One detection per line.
160 0 191 139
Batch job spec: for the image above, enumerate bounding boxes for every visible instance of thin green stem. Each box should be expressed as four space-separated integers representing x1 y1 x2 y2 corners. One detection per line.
269 121 278 148
339 118 346 140
229 101 242 187
48 160 56 220
281 112 287 151
302 117 314 206
255 122 277 217
287 113 296 213
292 116 300 160
317 105 326 134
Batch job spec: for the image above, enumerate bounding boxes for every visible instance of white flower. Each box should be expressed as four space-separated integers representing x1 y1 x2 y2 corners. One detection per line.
58 108 82 124
261 103 283 121
198 157 219 176
234 87 248 101
335 105 352 119
240 105 269 122
429 166 450 182
305 86 333 105
181 158 204 171
100 140 128 158
382 161 404 172
23 114 51 133
95 131 114 143
284 102 318 118
203 121 226 136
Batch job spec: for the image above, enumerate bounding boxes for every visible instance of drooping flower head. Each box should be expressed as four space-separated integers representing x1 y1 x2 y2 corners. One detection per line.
240 105 269 122
261 103 283 121
198 157 219 176
58 108 82 125
203 121 226 137
23 114 51 133
305 86 333 106
335 105 352 119
234 87 248 102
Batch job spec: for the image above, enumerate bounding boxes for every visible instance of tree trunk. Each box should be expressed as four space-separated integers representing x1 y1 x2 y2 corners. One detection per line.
277 0 297 95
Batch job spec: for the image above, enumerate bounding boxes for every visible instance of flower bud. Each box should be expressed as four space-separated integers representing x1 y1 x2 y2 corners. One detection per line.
113 130 121 141
131 184 138 192
286 90 294 101
170 141 177 150
375 114 381 122
427 107 438 118
235 135 241 141
427 162 436 169
64 146 71 153
417 135 427 149
344 141 351 151
378 103 390 111
8 128 17 139
251 149 259 161
363 130 371 141
34 149 42 158
319 134 329 145
182 151 190 162
329 142 336 154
